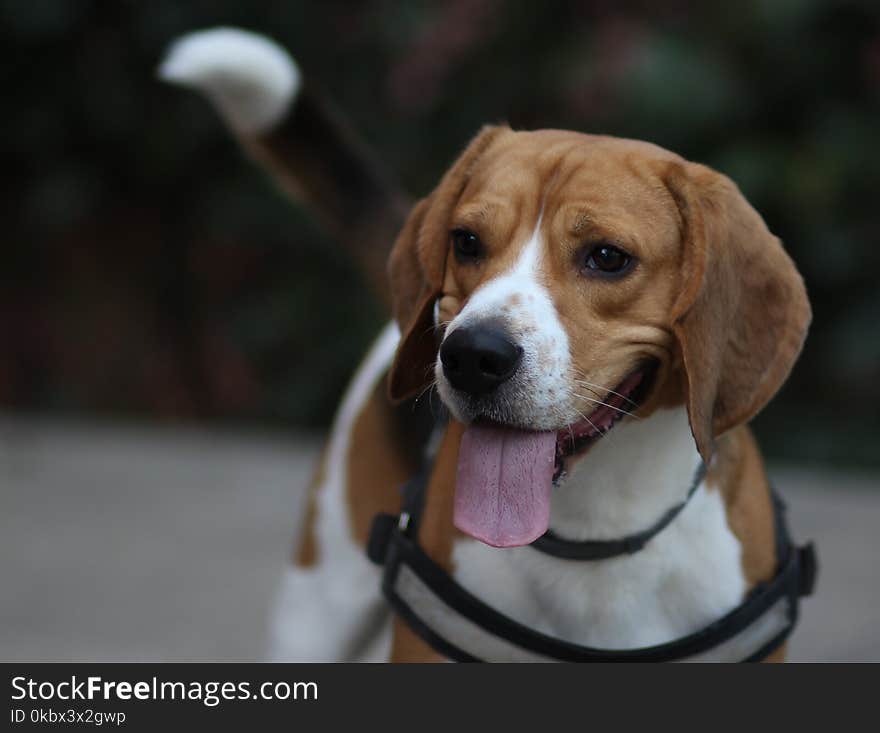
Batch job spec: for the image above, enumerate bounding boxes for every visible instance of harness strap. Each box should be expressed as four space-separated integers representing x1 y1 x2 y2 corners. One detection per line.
366 465 431 567
367 466 817 663
531 462 707 560
374 520 815 662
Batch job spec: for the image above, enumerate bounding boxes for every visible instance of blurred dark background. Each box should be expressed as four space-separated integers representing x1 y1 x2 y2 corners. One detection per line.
3 0 879 467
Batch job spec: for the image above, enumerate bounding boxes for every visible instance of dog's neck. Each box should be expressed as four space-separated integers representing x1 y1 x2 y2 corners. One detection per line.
548 406 703 542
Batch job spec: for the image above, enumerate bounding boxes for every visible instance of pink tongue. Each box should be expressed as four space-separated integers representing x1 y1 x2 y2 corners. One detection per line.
454 423 556 548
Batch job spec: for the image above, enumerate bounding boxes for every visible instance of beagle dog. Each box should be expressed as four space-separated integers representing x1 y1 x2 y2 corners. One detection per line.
162 29 812 662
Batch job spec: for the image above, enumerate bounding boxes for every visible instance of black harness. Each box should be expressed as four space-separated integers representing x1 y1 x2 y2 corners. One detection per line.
368 453 817 663
531 462 707 561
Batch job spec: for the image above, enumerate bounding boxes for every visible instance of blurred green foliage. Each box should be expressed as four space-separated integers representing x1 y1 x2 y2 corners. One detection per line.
2 0 879 466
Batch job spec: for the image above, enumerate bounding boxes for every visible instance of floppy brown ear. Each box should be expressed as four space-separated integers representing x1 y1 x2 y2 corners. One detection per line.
665 162 811 462
387 197 436 401
387 124 509 402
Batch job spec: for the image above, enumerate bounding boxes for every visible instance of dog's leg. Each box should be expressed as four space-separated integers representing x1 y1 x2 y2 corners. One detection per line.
762 643 787 663
390 617 446 663
266 322 433 661
267 323 400 661
388 421 466 663
269 451 390 661
159 27 408 307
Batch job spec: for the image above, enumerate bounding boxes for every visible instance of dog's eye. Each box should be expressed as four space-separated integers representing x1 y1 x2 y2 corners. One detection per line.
581 243 633 276
451 228 483 262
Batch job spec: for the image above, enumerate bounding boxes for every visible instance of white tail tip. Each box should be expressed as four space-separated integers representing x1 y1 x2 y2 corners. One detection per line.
158 27 301 135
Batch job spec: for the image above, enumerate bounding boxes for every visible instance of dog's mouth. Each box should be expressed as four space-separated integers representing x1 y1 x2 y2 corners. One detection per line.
552 363 656 483
453 363 656 549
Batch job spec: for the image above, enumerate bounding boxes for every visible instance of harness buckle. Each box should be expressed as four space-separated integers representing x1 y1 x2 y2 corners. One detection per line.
797 542 818 597
367 512 398 566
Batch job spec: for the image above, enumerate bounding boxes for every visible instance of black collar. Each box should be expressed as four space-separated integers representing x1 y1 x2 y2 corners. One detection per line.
531 462 707 560
367 455 817 663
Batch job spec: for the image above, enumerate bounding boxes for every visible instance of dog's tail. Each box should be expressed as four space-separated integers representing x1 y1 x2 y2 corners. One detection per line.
158 27 408 308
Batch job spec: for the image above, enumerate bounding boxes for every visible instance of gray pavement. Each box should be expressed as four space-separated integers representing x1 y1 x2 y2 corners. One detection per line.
1 416 877 662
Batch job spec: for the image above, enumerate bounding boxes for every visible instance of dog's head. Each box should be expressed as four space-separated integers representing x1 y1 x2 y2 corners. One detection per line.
388 126 810 547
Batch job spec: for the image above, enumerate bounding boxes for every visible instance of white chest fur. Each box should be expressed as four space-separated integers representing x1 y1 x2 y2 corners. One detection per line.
451 406 747 650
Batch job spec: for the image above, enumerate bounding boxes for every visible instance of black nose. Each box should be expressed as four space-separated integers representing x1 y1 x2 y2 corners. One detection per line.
440 326 523 395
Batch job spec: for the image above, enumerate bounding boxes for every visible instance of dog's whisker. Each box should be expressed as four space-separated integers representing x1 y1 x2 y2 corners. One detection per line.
572 382 605 400
570 404 602 437
573 393 641 419
413 377 438 408
571 375 639 407
427 385 439 419
571 375 640 407
563 390 626 451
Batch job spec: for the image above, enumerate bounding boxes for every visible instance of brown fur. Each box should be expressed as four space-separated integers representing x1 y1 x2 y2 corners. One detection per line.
709 426 777 588
388 126 510 401
416 420 467 572
390 616 446 663
664 162 811 463
389 421 466 662
293 379 429 566
293 446 326 567
244 85 409 308
345 381 417 546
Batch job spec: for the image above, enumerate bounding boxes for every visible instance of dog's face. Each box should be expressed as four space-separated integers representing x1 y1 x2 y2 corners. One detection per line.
434 132 684 449
388 127 810 546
